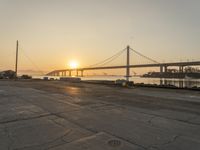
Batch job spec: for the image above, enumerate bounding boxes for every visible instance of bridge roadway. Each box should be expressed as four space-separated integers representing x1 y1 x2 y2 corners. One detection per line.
47 61 200 76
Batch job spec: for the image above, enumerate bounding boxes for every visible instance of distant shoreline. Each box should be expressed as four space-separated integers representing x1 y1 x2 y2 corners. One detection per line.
142 72 200 79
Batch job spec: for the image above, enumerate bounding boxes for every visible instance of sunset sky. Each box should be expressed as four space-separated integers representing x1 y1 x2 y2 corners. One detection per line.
0 0 199 74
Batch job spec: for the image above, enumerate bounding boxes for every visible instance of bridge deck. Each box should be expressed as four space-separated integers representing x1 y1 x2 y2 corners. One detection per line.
47 61 200 75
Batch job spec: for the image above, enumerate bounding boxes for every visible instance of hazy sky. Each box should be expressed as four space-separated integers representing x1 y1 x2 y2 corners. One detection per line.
0 0 200 73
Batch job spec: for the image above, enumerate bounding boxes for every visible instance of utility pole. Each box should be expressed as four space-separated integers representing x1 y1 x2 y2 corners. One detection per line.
126 45 130 81
15 40 19 78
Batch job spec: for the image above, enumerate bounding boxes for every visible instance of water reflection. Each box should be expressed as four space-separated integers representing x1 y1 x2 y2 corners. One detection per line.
138 77 200 88
33 75 200 88
158 78 200 88
81 76 200 88
160 79 183 88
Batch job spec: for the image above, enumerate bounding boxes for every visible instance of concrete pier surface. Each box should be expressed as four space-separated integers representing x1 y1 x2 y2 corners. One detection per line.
0 80 200 150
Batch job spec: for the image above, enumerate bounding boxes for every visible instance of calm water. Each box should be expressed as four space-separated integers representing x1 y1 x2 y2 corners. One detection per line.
33 75 200 88
82 76 200 88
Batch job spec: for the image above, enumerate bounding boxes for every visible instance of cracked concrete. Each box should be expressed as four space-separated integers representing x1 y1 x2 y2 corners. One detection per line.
0 80 200 150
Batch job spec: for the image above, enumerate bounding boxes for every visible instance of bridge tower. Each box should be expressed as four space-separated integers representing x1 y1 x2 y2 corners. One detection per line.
126 45 131 81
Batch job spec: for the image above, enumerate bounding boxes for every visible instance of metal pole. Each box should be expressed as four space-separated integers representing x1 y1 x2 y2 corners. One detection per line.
126 45 130 81
15 40 19 78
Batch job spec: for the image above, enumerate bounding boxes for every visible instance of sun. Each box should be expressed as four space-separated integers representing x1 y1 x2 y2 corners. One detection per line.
69 60 79 69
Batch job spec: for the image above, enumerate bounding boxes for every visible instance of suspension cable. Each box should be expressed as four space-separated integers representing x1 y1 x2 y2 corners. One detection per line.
19 46 45 75
130 48 159 64
99 50 125 67
87 48 126 67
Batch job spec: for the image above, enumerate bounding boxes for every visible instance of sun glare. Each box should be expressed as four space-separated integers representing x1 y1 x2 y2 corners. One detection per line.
69 60 79 69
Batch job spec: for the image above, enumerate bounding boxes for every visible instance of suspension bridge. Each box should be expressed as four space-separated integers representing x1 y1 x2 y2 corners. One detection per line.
47 45 200 81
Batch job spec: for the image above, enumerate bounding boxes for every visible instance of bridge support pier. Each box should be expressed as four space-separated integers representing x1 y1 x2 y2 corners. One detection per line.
179 80 183 88
164 66 168 73
126 45 131 81
179 66 184 73
160 79 167 85
160 66 163 73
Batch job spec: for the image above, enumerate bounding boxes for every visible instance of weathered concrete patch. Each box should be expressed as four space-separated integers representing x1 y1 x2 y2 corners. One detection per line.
59 109 177 148
149 117 200 139
157 136 200 150
0 102 48 124
50 132 144 150
0 81 200 150
2 116 93 150
0 126 11 150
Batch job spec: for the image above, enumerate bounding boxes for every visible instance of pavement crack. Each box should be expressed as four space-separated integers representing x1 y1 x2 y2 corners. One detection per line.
147 146 160 150
103 131 147 150
147 135 180 150
53 114 147 150
54 113 98 134
186 115 200 124
16 130 72 150
147 116 156 126
133 110 200 126
0 113 51 125
49 118 67 129
162 135 180 146
4 126 14 150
